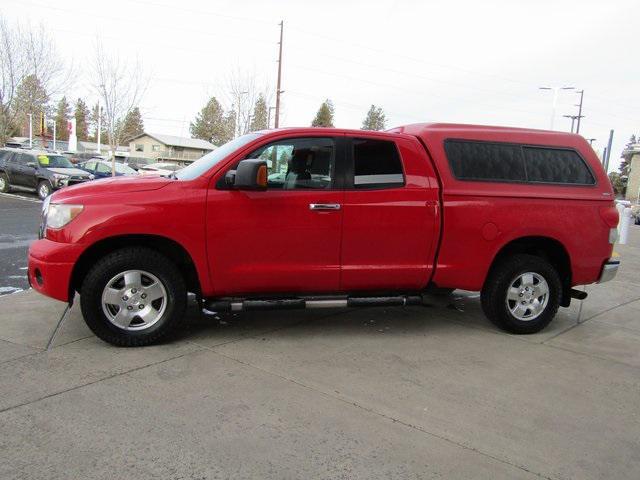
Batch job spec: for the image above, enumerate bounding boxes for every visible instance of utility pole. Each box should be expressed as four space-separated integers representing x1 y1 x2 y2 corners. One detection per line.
539 86 574 130
575 90 584 134
52 119 56 151
274 20 284 128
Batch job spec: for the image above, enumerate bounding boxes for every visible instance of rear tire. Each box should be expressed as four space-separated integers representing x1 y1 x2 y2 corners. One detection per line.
0 172 10 193
80 247 187 346
37 180 52 200
481 254 561 334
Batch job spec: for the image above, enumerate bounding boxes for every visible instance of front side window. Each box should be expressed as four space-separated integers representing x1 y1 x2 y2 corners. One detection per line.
352 138 404 188
247 137 335 190
84 161 97 171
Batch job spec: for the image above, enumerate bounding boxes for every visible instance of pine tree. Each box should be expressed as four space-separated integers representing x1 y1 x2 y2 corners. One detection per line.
74 98 90 141
53 97 71 141
361 105 387 131
190 97 233 146
311 99 335 127
12 74 49 136
250 94 269 131
619 134 638 176
89 104 107 144
120 107 144 142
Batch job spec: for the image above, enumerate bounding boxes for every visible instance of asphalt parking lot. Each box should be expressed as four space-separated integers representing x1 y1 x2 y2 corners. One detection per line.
0 192 41 295
0 220 639 479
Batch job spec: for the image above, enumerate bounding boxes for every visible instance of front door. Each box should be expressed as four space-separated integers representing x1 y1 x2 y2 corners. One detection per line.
207 136 345 296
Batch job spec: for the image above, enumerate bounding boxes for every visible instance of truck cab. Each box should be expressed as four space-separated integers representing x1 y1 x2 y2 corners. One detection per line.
27 124 618 346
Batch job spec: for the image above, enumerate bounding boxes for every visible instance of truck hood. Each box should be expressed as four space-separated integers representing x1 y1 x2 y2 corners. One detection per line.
52 175 172 201
47 167 92 176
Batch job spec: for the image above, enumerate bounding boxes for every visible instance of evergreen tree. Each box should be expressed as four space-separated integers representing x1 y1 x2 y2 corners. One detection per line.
120 107 144 142
250 94 269 131
53 97 71 141
12 74 49 136
619 134 638 177
361 104 387 131
311 99 335 127
89 103 107 144
190 97 233 145
74 98 90 141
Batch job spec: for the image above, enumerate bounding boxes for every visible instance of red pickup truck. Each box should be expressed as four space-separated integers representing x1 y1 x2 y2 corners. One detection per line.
28 124 620 346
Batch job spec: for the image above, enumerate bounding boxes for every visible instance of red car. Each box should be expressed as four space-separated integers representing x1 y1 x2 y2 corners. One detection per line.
28 124 619 346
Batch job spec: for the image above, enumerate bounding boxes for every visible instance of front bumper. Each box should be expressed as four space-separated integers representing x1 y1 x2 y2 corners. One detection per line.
28 239 84 303
598 257 620 284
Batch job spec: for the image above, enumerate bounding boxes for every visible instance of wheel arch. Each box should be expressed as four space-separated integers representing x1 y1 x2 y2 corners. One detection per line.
486 236 573 307
70 234 202 300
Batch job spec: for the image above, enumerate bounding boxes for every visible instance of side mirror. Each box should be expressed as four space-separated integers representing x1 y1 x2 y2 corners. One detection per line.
232 159 268 190
27 162 36 168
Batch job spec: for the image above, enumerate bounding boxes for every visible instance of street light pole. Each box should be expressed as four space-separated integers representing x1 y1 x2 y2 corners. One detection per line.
28 114 33 148
268 106 276 128
234 91 248 138
575 90 584 134
539 86 574 130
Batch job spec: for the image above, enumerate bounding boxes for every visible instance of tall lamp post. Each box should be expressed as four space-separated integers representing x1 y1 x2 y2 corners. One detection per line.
539 86 574 130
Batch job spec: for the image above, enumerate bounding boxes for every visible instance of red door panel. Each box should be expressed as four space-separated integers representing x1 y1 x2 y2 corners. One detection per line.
207 189 343 295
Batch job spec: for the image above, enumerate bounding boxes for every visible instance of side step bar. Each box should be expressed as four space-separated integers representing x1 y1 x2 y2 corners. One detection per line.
204 295 423 312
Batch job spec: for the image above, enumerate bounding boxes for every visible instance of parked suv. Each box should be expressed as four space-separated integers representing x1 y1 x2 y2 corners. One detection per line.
28 124 619 346
0 148 94 200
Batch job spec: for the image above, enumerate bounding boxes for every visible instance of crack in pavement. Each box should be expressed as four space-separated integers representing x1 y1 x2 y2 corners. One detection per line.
194 343 554 480
0 348 205 415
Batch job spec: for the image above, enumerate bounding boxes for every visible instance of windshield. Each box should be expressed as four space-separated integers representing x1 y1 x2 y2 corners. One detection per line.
37 154 74 168
115 163 136 174
175 133 262 180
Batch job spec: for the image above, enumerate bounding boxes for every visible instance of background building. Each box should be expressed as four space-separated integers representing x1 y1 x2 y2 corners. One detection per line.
128 132 216 166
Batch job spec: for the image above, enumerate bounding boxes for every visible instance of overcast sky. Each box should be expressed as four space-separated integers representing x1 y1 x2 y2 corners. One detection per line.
2 0 638 171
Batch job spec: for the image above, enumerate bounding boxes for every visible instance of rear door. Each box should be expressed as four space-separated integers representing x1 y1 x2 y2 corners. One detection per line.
340 135 440 291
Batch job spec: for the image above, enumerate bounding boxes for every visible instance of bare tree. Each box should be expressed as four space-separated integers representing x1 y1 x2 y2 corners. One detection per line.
225 67 273 137
92 40 147 175
0 17 72 144
24 23 74 98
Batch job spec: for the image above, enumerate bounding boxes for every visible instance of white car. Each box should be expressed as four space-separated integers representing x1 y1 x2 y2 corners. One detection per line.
137 162 182 177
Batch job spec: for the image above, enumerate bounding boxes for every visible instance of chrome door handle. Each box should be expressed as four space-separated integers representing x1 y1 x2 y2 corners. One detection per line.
309 203 341 211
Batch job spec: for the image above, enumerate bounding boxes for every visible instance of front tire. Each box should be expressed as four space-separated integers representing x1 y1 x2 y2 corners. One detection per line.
80 247 187 346
37 180 52 200
481 254 561 334
0 172 10 193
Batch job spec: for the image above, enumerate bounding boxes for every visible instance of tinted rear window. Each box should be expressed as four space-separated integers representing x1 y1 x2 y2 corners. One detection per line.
444 140 595 185
444 140 525 181
523 147 595 185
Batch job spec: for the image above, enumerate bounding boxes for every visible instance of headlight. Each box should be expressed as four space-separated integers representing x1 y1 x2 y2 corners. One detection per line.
52 173 69 186
45 204 84 229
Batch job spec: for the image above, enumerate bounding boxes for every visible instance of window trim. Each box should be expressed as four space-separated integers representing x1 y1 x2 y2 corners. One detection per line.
443 138 597 187
216 136 343 191
344 137 406 190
